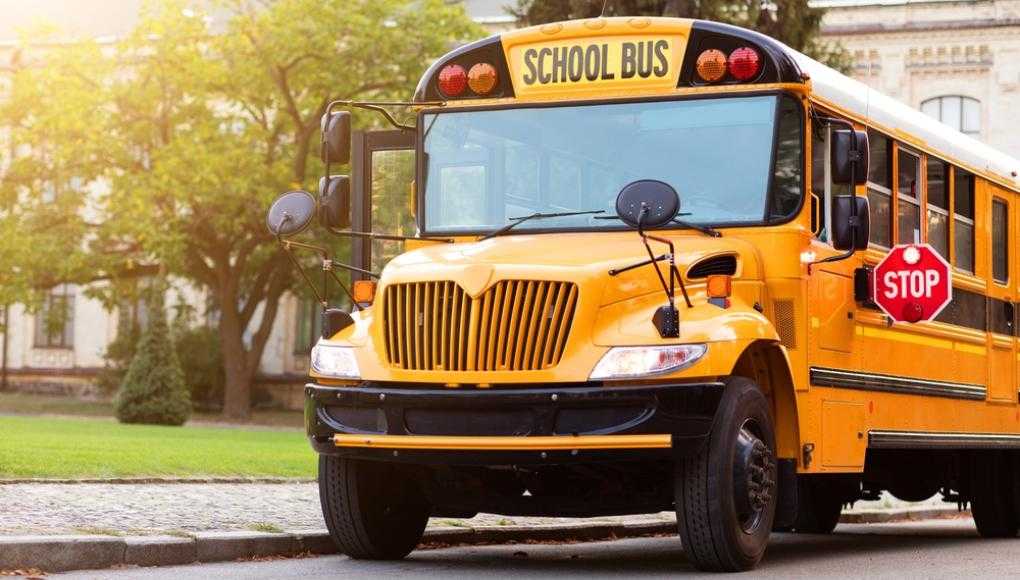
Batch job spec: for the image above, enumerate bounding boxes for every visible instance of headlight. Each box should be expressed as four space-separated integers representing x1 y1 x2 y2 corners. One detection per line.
590 344 707 380
310 343 361 379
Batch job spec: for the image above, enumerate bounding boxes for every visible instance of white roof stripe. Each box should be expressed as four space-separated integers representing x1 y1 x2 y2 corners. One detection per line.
791 52 1020 188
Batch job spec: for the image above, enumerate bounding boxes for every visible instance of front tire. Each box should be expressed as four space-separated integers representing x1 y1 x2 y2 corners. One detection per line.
319 455 431 560
675 377 777 572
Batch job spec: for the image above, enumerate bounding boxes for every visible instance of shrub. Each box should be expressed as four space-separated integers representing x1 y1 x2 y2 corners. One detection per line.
173 324 225 411
114 287 191 426
95 313 140 397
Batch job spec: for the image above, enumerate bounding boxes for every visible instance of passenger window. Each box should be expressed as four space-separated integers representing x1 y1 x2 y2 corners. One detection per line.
992 198 1008 283
954 168 975 273
896 149 921 243
809 118 850 241
926 159 949 258
867 130 893 247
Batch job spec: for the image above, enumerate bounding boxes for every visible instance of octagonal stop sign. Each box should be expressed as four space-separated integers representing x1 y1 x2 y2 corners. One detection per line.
872 244 952 323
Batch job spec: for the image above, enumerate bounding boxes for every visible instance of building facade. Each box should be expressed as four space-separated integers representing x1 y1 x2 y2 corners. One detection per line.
815 0 1020 158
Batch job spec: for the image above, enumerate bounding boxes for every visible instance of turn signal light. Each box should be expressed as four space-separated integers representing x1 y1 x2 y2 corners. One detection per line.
728 47 761 81
695 49 728 82
468 62 498 95
706 275 732 298
352 280 377 305
438 64 467 97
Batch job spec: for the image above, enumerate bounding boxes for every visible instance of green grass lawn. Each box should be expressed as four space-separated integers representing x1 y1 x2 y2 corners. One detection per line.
0 392 305 428
0 415 316 479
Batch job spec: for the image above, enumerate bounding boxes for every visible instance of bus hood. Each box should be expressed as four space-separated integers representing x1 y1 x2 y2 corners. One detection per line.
381 231 763 306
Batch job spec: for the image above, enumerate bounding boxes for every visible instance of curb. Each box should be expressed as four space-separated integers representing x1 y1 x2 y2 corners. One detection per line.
0 509 968 574
0 477 314 485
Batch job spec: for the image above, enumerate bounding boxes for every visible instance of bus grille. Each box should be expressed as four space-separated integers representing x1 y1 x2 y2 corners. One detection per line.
382 280 579 372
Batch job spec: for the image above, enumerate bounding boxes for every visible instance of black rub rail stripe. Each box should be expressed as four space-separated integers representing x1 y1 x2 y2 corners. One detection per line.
869 429 1020 450
810 367 986 401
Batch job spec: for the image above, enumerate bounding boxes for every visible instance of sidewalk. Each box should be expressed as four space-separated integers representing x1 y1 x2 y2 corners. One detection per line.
0 481 970 573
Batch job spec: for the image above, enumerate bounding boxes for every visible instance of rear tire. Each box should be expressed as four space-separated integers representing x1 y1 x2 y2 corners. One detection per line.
786 477 843 534
970 452 1018 538
675 377 777 572
319 455 431 559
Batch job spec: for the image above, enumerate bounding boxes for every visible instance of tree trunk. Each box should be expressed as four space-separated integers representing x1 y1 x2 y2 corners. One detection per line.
218 291 254 421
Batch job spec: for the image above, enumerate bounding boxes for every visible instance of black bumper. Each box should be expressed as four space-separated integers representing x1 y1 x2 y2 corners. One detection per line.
305 381 724 465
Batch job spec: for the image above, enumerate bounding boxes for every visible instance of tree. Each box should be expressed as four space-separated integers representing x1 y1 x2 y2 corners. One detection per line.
510 0 850 71
115 282 191 426
5 0 482 420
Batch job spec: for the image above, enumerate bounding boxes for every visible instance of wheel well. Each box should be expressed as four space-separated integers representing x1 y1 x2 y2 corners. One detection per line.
731 340 800 461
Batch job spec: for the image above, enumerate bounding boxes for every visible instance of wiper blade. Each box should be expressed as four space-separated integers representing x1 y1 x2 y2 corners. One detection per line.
480 209 605 240
595 214 722 237
671 218 722 238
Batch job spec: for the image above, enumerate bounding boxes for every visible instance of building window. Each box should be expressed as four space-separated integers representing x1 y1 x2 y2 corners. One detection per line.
896 149 922 243
926 158 950 258
34 285 75 349
954 168 975 273
867 130 893 247
992 199 1008 284
921 96 981 137
294 298 322 354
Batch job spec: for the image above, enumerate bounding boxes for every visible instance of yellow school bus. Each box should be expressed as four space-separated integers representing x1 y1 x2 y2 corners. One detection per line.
269 16 1020 572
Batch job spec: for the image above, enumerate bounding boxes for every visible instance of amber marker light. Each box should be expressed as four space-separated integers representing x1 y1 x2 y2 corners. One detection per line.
695 49 728 82
468 62 498 95
352 280 377 305
706 275 732 299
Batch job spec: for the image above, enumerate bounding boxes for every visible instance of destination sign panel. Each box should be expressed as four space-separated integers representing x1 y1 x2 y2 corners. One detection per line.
507 35 686 96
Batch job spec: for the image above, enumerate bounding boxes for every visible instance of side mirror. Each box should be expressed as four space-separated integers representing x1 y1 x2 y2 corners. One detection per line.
320 111 351 165
832 195 870 251
266 190 317 237
615 180 680 229
831 129 869 185
319 175 351 230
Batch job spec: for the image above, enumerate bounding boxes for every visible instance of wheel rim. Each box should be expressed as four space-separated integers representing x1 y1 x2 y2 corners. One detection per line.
732 418 776 534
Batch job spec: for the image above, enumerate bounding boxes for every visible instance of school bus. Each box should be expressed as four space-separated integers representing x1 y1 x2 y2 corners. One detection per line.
268 16 1020 572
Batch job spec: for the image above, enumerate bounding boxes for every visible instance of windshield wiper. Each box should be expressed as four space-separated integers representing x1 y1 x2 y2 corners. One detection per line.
595 214 722 237
670 217 722 238
481 209 605 240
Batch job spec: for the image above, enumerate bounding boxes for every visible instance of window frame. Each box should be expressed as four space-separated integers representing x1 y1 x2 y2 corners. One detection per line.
920 95 981 137
33 285 75 350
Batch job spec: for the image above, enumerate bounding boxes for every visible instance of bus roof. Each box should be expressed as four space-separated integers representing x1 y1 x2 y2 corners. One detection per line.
792 51 1020 188
416 17 1020 188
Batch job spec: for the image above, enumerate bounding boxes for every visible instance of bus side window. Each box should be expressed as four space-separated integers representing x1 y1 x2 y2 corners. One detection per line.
896 148 922 244
926 158 950 258
809 117 850 242
954 168 976 273
866 130 893 248
992 197 1008 284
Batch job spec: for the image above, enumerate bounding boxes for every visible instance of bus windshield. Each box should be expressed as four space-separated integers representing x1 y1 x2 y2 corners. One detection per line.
420 94 802 235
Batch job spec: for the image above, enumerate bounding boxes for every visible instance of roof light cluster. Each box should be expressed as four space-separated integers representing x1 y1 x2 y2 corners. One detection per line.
438 62 499 98
695 46 762 83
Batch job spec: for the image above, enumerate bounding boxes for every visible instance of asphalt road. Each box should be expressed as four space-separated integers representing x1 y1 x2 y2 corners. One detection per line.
53 518 1017 579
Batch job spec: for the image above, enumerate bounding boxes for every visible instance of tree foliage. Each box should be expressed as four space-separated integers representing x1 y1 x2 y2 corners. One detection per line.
2 0 483 419
510 0 850 71
115 283 191 426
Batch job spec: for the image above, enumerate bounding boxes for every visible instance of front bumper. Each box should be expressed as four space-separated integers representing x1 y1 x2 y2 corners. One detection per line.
305 381 724 465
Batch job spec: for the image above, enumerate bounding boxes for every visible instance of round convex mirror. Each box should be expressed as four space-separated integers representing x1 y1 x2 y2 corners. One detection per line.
615 180 680 229
266 190 317 237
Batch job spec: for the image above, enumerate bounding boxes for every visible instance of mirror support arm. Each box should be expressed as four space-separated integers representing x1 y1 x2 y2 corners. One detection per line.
325 99 446 132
